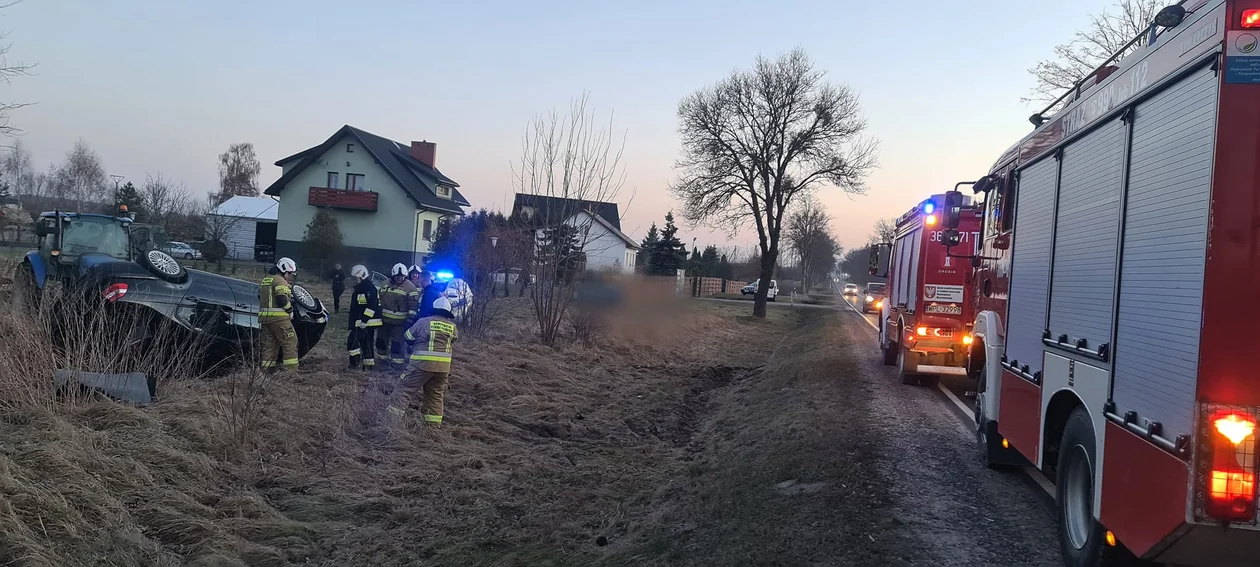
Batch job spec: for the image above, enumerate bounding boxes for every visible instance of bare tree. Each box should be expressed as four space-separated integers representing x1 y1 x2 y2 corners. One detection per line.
512 93 626 346
217 142 261 202
2 138 32 192
63 140 107 211
1026 0 1163 105
140 172 192 228
0 1 33 139
672 48 877 317
785 196 834 290
871 217 897 244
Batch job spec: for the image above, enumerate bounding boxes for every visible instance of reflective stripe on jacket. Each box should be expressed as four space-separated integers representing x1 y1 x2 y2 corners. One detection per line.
259 274 292 322
404 316 458 372
348 280 382 329
380 280 419 324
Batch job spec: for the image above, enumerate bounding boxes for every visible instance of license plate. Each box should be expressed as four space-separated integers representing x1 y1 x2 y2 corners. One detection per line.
925 303 962 315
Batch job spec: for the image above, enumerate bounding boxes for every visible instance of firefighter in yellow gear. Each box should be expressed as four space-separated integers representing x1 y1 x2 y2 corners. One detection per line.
259 257 300 370
390 296 458 427
376 262 419 366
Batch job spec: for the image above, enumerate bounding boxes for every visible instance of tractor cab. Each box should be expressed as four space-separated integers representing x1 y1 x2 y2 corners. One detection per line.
33 208 135 281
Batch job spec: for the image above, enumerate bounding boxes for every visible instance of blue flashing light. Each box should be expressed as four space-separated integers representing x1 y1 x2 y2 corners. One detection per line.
922 202 936 215
435 271 455 282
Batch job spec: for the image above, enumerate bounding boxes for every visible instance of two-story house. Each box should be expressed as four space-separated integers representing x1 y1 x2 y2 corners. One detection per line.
264 125 470 267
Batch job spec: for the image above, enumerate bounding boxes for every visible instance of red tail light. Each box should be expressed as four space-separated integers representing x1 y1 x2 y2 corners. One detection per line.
1244 9 1260 28
1205 411 1258 522
102 283 128 302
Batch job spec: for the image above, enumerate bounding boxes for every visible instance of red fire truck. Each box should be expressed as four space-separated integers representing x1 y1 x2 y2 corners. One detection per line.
940 1 1260 565
869 192 982 387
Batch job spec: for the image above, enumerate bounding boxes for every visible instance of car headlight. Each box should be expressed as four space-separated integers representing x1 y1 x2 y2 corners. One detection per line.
875 300 883 308
865 295 873 302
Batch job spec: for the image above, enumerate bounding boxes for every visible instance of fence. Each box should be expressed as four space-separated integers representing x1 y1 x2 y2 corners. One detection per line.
685 277 747 297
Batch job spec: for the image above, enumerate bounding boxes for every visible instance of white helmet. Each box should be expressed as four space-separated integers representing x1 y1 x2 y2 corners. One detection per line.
350 265 369 280
276 257 297 273
390 263 408 277
410 265 424 276
432 296 452 313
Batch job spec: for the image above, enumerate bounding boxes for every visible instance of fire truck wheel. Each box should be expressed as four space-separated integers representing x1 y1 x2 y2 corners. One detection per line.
880 325 897 366
897 342 920 385
1056 407 1126 566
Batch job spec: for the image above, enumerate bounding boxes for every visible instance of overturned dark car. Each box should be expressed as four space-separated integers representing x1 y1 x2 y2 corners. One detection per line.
14 210 329 366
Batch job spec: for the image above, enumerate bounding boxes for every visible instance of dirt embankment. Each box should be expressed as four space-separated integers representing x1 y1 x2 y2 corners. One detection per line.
0 296 801 567
597 305 910 566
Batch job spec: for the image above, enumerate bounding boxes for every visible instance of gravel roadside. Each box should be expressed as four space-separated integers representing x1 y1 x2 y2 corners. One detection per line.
839 308 1061 566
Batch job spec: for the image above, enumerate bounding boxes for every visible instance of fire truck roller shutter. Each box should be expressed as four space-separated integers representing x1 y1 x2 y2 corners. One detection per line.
1048 117 1126 352
906 227 922 312
1004 158 1058 377
1110 64 1217 440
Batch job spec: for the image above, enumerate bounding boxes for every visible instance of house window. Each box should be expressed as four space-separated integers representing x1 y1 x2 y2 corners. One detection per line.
347 173 365 192
437 185 451 198
327 172 339 189
423 219 433 240
346 143 355 153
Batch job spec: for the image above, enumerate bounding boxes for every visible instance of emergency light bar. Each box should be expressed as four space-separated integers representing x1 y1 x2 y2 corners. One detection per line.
435 271 455 282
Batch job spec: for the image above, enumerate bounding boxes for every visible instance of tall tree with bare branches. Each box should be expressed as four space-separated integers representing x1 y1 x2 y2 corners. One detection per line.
0 1 33 139
1026 0 1163 105
63 140 107 211
512 94 626 346
672 48 877 317
870 217 897 245
217 142 261 202
785 196 834 289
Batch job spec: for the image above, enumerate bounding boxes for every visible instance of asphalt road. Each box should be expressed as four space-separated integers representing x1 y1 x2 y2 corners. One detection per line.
839 293 980 409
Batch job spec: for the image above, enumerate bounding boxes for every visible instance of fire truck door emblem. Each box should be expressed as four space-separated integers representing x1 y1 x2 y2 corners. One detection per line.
925 285 937 299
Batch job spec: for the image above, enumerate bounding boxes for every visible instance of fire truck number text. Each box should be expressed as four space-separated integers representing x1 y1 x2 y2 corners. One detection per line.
929 231 981 245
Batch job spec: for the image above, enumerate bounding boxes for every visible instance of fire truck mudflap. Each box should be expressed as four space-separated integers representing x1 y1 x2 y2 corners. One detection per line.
943 1 1260 565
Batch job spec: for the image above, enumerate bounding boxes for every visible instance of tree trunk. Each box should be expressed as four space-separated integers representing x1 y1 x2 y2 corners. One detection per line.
753 252 776 319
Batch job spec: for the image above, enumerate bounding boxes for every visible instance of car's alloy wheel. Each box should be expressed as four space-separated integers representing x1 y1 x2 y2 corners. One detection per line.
291 285 319 311
148 250 181 276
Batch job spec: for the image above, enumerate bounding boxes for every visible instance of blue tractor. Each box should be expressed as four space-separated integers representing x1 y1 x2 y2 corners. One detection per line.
14 207 329 367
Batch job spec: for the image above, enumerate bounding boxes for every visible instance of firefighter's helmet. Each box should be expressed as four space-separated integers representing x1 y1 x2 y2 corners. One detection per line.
350 265 369 280
276 257 297 274
432 296 452 314
390 263 408 277
409 265 423 276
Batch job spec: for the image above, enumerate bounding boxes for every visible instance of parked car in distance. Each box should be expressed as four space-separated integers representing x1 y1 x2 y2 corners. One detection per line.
162 241 202 260
843 283 859 296
740 279 777 301
862 282 887 313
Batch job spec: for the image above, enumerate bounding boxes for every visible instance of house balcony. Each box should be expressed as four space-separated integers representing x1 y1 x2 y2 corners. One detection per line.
308 187 378 211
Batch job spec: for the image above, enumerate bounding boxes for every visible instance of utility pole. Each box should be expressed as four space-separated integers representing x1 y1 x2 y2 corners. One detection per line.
110 174 124 197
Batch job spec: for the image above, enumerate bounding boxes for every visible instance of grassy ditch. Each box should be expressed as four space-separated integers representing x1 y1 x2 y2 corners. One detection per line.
0 265 803 567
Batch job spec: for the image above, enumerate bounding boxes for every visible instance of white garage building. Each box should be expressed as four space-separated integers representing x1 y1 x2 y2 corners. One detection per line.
206 196 279 261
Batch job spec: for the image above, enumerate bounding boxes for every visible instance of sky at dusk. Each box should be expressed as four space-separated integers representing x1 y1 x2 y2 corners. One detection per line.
3 0 1118 257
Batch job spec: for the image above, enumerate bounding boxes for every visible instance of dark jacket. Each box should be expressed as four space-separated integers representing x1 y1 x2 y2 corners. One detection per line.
330 268 346 291
418 282 445 319
348 279 382 329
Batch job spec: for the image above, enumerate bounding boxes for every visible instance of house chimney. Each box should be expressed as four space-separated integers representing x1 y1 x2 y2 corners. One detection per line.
410 140 436 168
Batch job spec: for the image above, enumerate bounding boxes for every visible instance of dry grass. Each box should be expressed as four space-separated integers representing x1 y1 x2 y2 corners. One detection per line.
0 263 803 567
